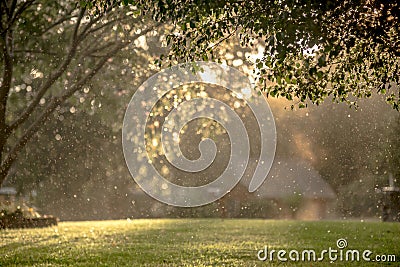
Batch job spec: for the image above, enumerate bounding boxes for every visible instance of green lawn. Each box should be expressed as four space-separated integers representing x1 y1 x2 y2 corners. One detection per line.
1 219 399 266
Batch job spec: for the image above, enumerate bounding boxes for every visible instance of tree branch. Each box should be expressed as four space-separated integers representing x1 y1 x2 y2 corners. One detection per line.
0 23 160 185
13 49 59 56
8 6 136 133
38 6 75 36
0 0 36 36
8 7 87 133
77 4 116 43
0 8 16 163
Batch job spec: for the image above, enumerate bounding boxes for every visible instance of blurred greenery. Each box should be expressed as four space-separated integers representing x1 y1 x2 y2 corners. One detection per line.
1 0 399 221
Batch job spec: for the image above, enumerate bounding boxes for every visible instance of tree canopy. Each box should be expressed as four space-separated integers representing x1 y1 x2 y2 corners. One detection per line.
0 0 399 219
113 0 399 109
0 0 160 186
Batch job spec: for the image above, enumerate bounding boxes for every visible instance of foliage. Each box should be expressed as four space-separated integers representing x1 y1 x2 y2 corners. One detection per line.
0 0 160 185
0 208 23 219
112 0 400 109
1 0 399 220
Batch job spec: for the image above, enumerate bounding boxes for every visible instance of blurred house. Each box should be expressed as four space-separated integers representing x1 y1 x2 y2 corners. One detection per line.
225 159 337 220
257 160 336 220
127 158 337 220
0 187 17 208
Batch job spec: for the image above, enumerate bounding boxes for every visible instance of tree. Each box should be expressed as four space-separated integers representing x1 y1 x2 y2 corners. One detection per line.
121 0 399 109
0 0 160 186
385 114 400 180
2 0 399 195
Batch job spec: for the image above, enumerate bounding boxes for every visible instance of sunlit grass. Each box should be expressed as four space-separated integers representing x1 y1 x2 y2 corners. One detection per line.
1 219 399 266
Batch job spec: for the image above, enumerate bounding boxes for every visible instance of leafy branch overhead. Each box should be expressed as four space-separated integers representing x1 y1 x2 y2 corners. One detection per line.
114 0 399 109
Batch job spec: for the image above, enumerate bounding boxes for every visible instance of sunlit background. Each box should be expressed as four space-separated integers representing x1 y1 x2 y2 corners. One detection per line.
1 3 398 222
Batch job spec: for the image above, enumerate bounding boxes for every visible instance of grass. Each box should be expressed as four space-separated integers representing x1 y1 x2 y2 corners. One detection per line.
0 219 399 266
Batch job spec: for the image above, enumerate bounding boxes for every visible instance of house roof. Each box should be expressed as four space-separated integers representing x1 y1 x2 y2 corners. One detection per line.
242 159 336 199
0 187 17 196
